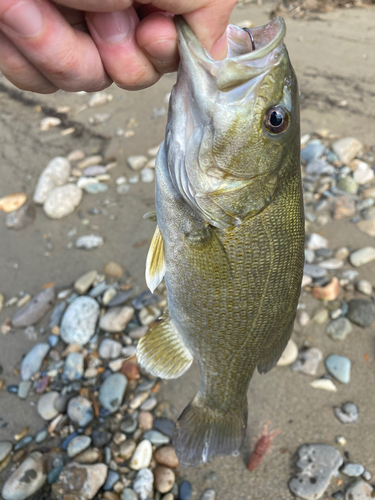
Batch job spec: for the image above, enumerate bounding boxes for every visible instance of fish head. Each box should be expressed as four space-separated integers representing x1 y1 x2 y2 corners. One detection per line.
165 16 300 228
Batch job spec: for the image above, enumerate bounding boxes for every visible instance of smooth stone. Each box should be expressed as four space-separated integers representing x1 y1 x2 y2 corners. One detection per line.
129 440 152 470
310 379 337 392
353 166 374 185
108 290 133 307
48 465 63 485
347 299 375 327
305 159 334 176
301 140 325 163
139 305 161 326
99 339 122 359
153 419 174 438
332 137 363 164
63 352 84 381
357 220 375 237
99 306 134 332
201 489 216 500
51 463 107 500
48 335 59 348
0 441 12 462
356 280 372 296
333 196 356 220
121 416 138 434
83 165 107 176
142 430 170 445
119 440 137 460
140 396 157 411
154 466 175 494
5 204 36 230
362 471 371 481
337 176 358 194
61 296 100 345
84 182 108 194
318 259 344 270
120 488 138 500
35 429 48 443
179 481 192 500
0 193 27 213
140 168 154 183
307 233 328 250
303 264 327 279
21 343 50 381
129 325 148 340
326 318 352 341
98 373 127 413
2 452 47 500
37 391 60 420
17 380 32 399
74 448 101 464
305 249 315 264
13 435 33 451
154 446 179 469
102 287 117 305
312 277 340 301
127 155 148 170
344 479 374 499
325 354 351 384
103 261 124 278
334 402 359 424
67 436 92 458
341 464 365 478
133 468 154 500
75 270 97 294
132 290 159 310
350 247 375 267
89 282 110 297
44 184 82 219
291 348 323 376
67 396 94 426
76 235 104 250
33 157 71 204
13 287 55 328
91 427 112 448
276 339 298 366
103 470 120 491
49 301 66 327
289 444 343 500
77 155 103 169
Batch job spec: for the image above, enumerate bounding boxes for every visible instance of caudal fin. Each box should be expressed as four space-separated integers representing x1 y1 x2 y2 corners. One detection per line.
173 395 247 467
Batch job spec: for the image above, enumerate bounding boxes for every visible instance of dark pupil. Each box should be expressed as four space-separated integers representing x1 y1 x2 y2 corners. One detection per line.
270 110 283 127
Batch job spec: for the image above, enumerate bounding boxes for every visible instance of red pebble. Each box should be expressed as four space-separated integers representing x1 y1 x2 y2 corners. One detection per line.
120 361 140 380
35 375 50 394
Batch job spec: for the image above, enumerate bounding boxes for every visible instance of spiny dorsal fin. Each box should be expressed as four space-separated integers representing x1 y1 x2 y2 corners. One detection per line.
145 224 165 293
137 314 193 379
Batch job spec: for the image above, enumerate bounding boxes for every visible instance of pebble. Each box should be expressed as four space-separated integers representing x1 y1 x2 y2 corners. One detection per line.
130 440 152 470
154 466 175 493
338 176 358 195
344 479 374 499
353 165 374 185
154 446 179 469
98 373 127 413
37 391 60 420
347 299 375 327
276 339 298 366
326 318 352 341
63 352 84 381
84 182 109 194
341 463 365 477
76 234 104 250
143 430 170 445
356 280 372 296
179 481 192 500
333 196 356 220
20 343 50 380
99 306 134 332
334 402 359 424
74 448 101 464
92 427 112 448
44 184 82 219
301 140 325 163
128 325 148 340
140 168 155 183
61 296 100 345
103 287 117 305
310 378 337 392
127 155 148 170
35 429 48 443
139 305 161 325
13 287 55 328
332 137 363 164
138 411 153 430
107 290 133 308
75 270 98 294
2 452 47 500
325 354 351 384
350 247 375 267
305 158 334 176
133 468 154 500
67 396 94 426
307 233 328 250
99 339 122 359
5 204 36 230
362 471 371 481
119 440 137 460
33 157 71 204
67 436 92 458
141 396 157 411
312 277 340 301
303 264 327 279
120 489 138 500
17 380 32 399
357 219 375 237
0 441 12 462
291 347 323 376
51 463 108 500
103 470 120 491
289 444 343 500
201 489 216 500
0 193 27 213
103 262 124 279
318 259 344 270
82 165 107 176
77 155 103 169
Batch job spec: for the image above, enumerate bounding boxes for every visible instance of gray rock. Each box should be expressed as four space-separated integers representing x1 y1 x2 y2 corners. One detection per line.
2 451 47 500
33 156 71 204
17 380 32 399
49 301 67 328
61 296 100 345
139 305 161 326
103 470 120 491
334 402 359 424
76 235 104 250
347 299 375 328
107 289 133 307
67 436 91 458
63 352 84 381
142 430 170 445
98 373 127 413
362 471 371 481
44 184 82 219
5 204 36 230
37 391 60 420
51 463 107 500
21 343 50 381
332 137 363 164
291 347 323 376
121 488 138 500
326 318 352 341
0 441 12 462
289 444 343 500
307 233 328 250
301 140 325 163
303 264 327 279
344 479 374 499
35 429 48 443
341 463 365 477
356 280 372 296
67 396 94 427
127 155 148 170
350 247 375 267
140 168 155 183
325 354 351 384
99 306 134 332
133 468 154 500
82 165 107 176
305 159 335 176
83 182 108 194
12 287 55 328
98 339 122 359
129 326 148 340
74 270 98 294
119 440 137 460
201 489 216 500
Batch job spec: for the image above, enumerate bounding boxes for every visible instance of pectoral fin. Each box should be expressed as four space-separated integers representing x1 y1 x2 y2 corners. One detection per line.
257 316 295 374
145 225 165 293
137 314 193 379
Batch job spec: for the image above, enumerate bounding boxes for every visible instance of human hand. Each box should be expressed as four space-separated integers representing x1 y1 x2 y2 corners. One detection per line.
0 0 237 94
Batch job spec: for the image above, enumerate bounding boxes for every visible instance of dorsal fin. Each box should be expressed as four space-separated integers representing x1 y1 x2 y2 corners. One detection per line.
145 225 165 293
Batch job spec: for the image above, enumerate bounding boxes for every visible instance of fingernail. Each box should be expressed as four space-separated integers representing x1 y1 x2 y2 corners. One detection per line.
143 39 177 64
210 32 228 61
89 11 131 44
1 0 43 37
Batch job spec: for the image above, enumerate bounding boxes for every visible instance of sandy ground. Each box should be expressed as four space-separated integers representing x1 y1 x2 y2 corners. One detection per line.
1 1 375 498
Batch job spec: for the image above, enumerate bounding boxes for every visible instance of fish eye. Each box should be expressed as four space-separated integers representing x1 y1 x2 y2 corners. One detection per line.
264 106 289 134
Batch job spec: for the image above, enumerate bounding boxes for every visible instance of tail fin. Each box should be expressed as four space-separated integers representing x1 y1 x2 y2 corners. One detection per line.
173 394 247 467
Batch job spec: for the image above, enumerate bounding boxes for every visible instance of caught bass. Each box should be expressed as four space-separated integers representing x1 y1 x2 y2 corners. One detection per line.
138 16 304 467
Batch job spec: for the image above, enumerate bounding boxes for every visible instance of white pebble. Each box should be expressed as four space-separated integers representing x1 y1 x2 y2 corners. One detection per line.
130 440 152 470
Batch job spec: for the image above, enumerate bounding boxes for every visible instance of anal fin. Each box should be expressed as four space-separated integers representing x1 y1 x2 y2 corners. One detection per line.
257 316 295 374
145 224 165 293
137 314 193 379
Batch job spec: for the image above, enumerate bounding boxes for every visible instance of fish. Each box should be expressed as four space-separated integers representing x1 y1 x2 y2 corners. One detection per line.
137 16 304 467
